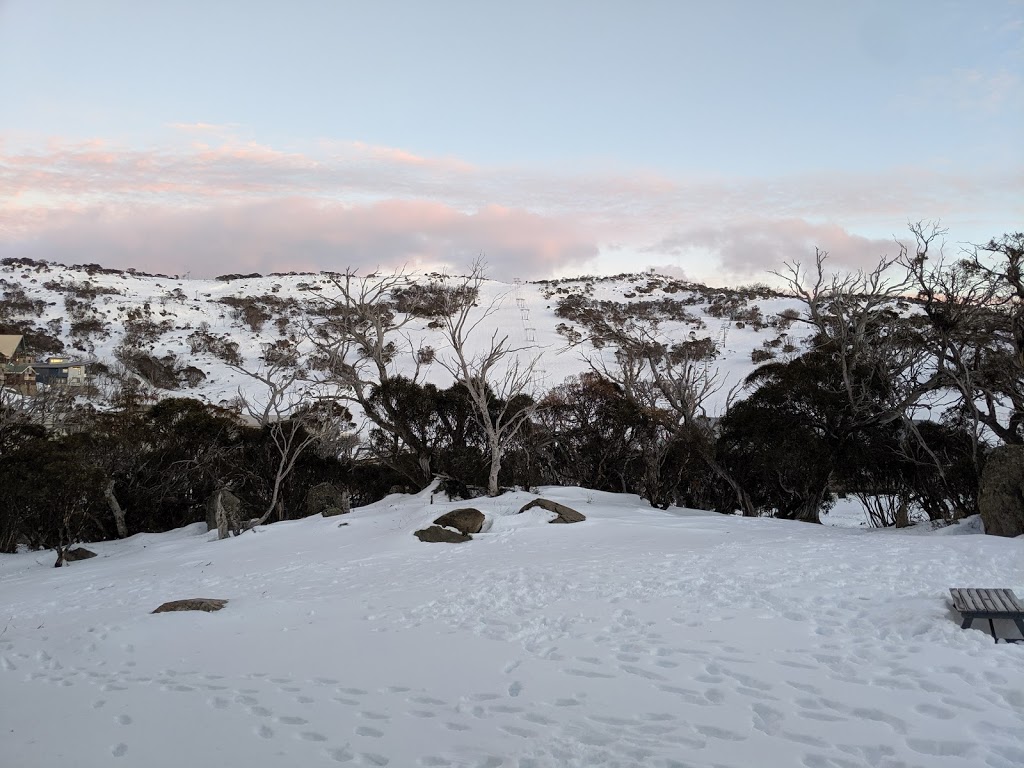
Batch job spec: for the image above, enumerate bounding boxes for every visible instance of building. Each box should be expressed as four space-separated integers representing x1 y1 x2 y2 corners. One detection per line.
1 335 92 393
32 357 89 388
0 334 37 394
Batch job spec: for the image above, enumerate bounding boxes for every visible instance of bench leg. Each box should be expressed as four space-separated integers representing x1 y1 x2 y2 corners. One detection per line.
960 616 972 629
988 619 998 643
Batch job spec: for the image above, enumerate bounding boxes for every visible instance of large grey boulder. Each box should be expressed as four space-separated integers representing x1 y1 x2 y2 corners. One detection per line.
519 498 586 524
304 483 350 517
414 526 472 543
979 444 1024 537
433 508 485 535
152 598 228 614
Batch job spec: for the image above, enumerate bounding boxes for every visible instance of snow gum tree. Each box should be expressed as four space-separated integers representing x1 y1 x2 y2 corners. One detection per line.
438 261 541 497
307 269 443 487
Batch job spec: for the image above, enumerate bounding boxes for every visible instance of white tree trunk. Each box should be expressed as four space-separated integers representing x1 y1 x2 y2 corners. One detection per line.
487 434 502 497
215 489 230 540
104 480 128 539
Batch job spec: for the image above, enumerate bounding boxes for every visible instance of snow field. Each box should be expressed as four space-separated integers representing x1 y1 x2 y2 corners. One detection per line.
0 487 1022 768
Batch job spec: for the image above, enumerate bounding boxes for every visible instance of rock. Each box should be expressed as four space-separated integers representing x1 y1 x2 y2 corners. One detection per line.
414 526 472 543
152 598 229 614
53 547 97 567
64 546 97 560
519 498 586 524
979 444 1024 537
433 508 485 535
304 483 350 517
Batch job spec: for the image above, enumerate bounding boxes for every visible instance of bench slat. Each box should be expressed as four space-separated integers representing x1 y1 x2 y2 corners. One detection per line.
967 588 984 612
980 590 998 612
1003 590 1024 612
950 588 969 612
990 590 1011 612
950 588 1024 616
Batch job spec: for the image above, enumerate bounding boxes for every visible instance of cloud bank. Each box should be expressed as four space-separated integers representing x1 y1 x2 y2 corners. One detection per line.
1 129 1018 283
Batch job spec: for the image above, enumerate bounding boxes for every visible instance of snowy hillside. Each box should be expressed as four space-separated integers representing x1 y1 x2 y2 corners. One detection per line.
1 486 1021 768
0 258 809 414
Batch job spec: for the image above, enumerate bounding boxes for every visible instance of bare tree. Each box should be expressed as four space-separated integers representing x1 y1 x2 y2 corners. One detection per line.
307 269 439 485
902 226 1024 446
438 261 541 497
772 225 982 522
772 242 943 431
590 320 754 513
228 341 349 533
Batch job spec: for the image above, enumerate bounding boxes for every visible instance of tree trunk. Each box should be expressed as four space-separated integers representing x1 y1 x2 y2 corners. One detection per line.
792 482 828 524
257 470 286 527
104 479 128 538
895 497 910 528
215 489 230 540
487 436 501 497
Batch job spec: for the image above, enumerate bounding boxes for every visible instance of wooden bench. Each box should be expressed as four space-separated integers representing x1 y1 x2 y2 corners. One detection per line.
949 588 1024 643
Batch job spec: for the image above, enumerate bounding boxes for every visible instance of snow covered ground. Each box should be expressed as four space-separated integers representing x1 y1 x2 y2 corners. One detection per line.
1 487 1022 768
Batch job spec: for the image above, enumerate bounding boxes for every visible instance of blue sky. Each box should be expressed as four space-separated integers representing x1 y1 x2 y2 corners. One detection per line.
1 0 1021 282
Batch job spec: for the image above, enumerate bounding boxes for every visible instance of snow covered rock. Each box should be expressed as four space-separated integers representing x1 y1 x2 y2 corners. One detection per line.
151 598 228 614
432 508 485 535
413 526 472 543
979 444 1024 537
519 498 586 524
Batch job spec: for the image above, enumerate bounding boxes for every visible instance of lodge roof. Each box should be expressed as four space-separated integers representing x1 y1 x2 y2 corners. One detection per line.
0 334 24 359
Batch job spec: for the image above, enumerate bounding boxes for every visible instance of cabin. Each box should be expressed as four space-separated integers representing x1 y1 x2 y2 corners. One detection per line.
0 335 37 394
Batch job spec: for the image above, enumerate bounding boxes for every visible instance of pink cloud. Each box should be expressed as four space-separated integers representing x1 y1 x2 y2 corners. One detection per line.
646 219 899 281
1 132 1019 283
0 198 598 280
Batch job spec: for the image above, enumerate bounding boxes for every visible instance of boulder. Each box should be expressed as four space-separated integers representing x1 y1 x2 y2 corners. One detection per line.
152 598 228 614
979 444 1024 537
433 508 485 535
304 483 350 517
519 498 586 524
414 526 472 543
53 547 97 567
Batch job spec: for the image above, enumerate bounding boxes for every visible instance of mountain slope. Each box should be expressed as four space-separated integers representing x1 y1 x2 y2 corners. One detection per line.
0 258 808 413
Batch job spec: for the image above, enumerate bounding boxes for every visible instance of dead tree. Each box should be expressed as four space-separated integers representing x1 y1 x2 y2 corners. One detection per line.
438 261 541 497
591 322 754 513
228 343 347 532
773 227 972 521
902 225 1024 447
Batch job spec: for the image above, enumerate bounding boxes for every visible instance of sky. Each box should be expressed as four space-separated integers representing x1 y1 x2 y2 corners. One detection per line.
1 1 1021 284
